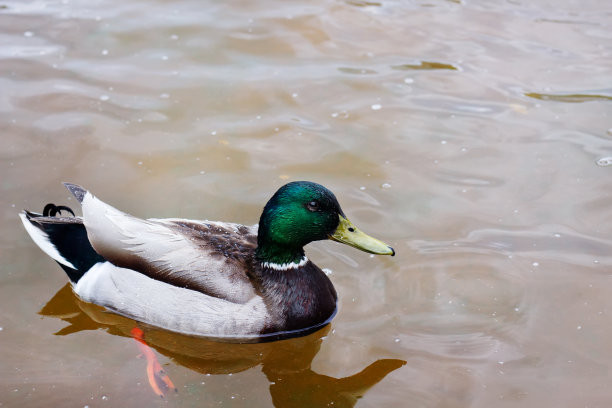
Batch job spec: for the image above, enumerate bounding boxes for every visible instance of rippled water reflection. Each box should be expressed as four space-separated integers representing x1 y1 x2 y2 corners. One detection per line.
2 0 611 407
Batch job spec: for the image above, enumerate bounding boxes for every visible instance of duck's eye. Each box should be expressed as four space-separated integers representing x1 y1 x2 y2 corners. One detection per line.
307 200 320 212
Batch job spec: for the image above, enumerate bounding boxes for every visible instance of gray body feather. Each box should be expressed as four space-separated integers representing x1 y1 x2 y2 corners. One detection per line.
79 191 259 303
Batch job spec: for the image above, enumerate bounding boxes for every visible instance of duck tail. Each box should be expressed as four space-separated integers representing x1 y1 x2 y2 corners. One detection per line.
19 204 105 283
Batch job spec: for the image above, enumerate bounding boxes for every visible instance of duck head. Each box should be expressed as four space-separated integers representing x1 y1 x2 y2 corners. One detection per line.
255 181 395 266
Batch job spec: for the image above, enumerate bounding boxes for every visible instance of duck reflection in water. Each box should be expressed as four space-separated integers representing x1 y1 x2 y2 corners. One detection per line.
40 284 406 406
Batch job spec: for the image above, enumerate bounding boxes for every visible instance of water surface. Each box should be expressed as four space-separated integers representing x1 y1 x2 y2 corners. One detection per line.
1 0 611 407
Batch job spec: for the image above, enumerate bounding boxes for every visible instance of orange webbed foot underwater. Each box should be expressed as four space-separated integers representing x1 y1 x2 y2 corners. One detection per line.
131 327 177 398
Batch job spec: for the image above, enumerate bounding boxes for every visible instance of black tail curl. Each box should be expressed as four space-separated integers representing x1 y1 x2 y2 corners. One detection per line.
43 203 75 217
25 204 105 283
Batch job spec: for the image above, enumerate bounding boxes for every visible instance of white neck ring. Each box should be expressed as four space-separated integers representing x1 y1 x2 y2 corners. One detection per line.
261 256 309 271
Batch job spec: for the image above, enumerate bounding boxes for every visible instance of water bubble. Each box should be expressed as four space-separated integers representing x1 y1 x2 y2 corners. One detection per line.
596 157 612 166
159 93 169 99
101 395 108 400
394 338 401 343
200 170 205 175
371 104 382 110
99 95 109 101
532 262 539 267
161 55 169 61
403 78 414 84
291 93 298 98
553 233 561 238
381 183 391 188
170 34 179 40
441 140 447 144
576 325 582 330
24 31 34 37
359 186 366 190
101 49 108 55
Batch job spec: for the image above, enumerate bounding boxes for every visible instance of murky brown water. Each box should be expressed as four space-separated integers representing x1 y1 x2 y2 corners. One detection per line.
2 0 611 407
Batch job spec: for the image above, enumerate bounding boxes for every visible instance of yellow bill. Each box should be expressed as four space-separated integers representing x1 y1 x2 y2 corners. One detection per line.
329 215 395 256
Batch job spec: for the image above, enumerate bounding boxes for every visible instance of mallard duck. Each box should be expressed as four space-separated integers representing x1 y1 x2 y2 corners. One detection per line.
20 181 394 339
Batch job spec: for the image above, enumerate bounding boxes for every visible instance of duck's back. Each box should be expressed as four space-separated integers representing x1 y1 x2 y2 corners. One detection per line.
79 200 260 303
148 218 260 301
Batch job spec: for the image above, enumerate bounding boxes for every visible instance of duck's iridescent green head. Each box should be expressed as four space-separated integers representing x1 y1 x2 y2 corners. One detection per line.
255 181 394 266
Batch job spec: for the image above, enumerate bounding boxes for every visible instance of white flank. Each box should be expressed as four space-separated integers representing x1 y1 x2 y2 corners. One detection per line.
261 256 309 271
19 213 77 269
73 261 270 337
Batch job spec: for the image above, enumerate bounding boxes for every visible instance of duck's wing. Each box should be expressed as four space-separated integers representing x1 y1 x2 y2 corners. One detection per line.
64 183 258 304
